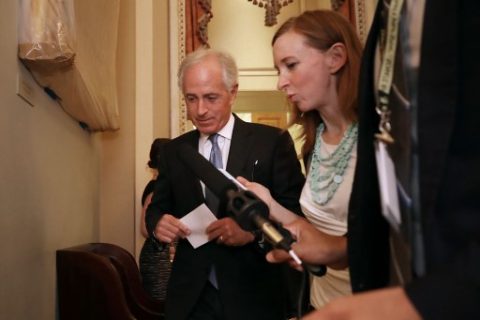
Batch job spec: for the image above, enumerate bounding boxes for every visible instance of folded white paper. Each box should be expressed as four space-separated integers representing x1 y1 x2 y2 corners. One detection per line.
180 203 217 248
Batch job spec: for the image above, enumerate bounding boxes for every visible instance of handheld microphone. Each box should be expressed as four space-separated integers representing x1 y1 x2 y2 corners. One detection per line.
223 187 294 251
176 143 237 200
176 143 287 243
225 187 326 276
176 143 326 276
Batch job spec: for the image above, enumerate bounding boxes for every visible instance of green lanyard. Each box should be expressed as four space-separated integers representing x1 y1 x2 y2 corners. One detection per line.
375 0 405 145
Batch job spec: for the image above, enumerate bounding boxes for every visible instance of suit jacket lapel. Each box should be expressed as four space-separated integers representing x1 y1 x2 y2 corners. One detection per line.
182 130 205 201
226 115 253 178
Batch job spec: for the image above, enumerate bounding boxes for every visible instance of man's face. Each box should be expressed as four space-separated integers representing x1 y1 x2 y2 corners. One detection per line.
182 57 237 135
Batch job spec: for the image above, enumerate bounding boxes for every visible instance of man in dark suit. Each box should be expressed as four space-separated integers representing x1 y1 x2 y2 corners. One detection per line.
267 1 480 319
146 48 305 320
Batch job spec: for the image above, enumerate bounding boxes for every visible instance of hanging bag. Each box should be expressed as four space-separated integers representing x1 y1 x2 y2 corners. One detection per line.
18 0 76 71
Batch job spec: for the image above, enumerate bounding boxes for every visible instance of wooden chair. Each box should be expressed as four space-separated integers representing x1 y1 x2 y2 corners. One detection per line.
83 243 164 317
56 247 136 320
57 243 165 320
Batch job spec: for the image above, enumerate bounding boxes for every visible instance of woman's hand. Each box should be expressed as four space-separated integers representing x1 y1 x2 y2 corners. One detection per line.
266 217 348 270
237 176 299 225
237 176 274 208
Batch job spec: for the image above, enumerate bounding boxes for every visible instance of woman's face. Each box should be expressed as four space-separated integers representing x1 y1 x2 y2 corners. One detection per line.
273 31 335 113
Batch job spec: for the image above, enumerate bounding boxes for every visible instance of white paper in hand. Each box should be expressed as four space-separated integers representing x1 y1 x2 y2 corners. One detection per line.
180 203 217 248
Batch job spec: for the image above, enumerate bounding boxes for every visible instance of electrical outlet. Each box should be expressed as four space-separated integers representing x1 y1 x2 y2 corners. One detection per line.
17 71 35 107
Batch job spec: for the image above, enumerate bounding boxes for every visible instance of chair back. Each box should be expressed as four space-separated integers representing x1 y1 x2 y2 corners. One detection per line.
56 247 135 320
57 243 165 319
86 243 164 316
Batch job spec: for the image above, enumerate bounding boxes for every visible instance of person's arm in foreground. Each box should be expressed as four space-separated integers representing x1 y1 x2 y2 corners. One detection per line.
302 287 421 320
266 217 348 270
266 218 421 320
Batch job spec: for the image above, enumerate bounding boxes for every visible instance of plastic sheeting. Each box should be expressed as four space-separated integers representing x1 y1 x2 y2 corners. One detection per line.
18 0 120 131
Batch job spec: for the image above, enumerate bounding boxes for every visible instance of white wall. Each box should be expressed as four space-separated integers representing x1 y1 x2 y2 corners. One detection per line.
98 0 136 254
0 1 100 319
98 0 171 259
0 1 163 317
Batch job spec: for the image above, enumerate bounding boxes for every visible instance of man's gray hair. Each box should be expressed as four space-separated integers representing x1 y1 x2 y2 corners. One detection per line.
177 48 238 92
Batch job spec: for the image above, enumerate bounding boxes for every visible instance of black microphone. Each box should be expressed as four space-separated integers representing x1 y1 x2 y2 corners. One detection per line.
223 187 296 252
176 143 237 200
176 143 287 244
176 143 326 276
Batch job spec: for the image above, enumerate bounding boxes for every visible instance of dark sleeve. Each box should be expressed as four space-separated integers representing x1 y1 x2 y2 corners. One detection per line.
269 130 305 216
404 1 480 318
405 156 480 319
145 149 173 238
405 243 480 319
405 133 480 320
347 1 391 292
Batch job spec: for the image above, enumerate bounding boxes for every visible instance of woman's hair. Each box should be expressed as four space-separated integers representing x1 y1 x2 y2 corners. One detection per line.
272 10 363 157
177 48 238 91
148 138 171 169
141 138 170 206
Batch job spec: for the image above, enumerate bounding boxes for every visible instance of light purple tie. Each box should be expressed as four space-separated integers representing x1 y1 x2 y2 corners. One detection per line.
206 133 222 289
205 134 223 215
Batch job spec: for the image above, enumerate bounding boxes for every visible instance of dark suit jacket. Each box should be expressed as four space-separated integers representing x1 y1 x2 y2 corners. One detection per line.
347 1 391 294
350 1 480 319
146 115 305 320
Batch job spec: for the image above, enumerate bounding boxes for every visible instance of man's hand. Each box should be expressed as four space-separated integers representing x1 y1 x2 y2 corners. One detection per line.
266 217 348 270
154 214 191 243
302 287 422 320
207 217 254 246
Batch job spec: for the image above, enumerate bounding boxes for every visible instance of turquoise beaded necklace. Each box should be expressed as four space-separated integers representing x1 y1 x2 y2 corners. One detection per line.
308 122 358 205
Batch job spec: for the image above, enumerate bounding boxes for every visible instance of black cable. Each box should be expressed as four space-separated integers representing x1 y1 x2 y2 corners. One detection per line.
296 268 310 320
